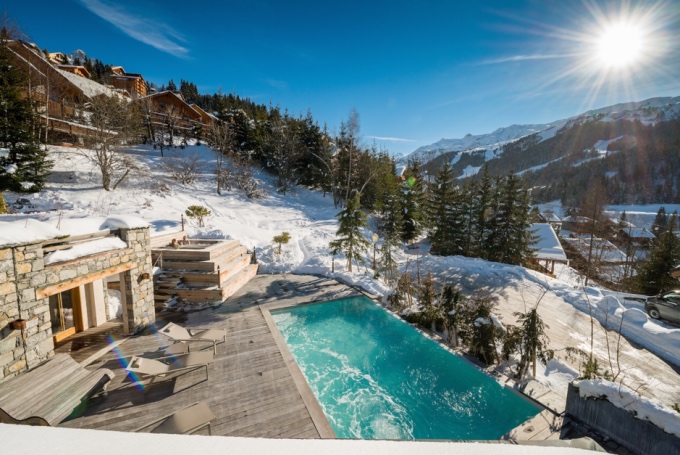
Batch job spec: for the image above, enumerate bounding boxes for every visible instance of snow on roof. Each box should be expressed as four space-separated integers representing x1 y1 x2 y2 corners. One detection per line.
540 212 561 222
0 219 62 247
102 215 150 230
576 379 680 437
44 237 128 265
621 227 655 239
531 223 568 261
0 216 149 248
563 236 627 263
562 215 590 223
55 68 122 100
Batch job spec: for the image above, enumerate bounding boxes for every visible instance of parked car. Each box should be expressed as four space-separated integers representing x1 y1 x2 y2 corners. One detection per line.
645 291 680 324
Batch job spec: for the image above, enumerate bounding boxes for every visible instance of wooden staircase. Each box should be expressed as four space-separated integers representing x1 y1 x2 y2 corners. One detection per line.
150 233 258 307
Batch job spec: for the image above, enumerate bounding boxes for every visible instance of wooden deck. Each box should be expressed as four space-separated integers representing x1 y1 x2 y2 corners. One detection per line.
60 274 360 438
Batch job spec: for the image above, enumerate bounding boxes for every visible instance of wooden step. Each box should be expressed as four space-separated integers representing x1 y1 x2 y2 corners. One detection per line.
181 254 251 286
220 264 259 301
158 246 249 272
151 240 241 261
174 286 224 302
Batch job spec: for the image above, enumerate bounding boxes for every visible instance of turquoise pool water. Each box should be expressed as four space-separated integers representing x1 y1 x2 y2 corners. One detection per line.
271 296 540 440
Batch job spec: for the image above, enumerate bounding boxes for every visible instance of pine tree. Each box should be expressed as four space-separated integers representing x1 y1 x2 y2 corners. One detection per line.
428 162 455 255
458 180 477 256
400 160 425 243
472 166 493 257
379 235 399 285
636 215 680 295
491 174 536 265
329 193 370 272
0 36 52 192
652 206 669 235
513 307 552 379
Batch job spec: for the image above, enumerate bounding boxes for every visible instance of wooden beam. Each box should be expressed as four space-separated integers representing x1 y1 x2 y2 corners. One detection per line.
36 262 136 299
42 230 117 247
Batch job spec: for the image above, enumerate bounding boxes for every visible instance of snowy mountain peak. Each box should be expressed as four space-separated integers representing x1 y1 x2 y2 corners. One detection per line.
69 49 87 64
399 123 553 165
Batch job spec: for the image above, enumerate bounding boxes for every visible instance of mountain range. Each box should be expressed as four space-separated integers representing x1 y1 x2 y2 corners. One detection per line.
402 96 680 177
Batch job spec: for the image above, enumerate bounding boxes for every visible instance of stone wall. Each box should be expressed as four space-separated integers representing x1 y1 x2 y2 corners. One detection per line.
118 228 154 334
0 227 155 382
0 242 53 382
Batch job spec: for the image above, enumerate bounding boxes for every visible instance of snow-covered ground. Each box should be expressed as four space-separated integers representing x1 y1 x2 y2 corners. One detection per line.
3 143 679 410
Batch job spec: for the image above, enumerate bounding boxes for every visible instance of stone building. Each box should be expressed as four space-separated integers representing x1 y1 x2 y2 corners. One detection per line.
0 217 155 383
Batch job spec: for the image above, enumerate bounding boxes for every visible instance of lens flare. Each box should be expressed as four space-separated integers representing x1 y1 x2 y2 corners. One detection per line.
107 334 145 391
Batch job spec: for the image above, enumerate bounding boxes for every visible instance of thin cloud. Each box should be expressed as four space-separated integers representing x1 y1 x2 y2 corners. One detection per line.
368 136 417 143
478 53 572 65
77 0 189 57
264 79 288 90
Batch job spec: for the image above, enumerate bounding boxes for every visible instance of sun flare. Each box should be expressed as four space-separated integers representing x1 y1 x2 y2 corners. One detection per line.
596 23 644 68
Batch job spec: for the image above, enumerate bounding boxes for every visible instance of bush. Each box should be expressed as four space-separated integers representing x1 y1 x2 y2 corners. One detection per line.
185 205 211 227
272 232 291 254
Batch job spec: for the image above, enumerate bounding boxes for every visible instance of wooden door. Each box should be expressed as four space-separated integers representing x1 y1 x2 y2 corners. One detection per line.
49 287 83 343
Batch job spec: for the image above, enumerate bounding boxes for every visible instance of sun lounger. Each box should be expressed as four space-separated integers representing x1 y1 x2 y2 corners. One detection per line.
0 354 114 426
135 401 215 434
159 322 226 355
125 351 214 389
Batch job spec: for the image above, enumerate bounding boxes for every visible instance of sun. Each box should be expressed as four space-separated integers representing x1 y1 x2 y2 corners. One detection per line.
595 23 645 69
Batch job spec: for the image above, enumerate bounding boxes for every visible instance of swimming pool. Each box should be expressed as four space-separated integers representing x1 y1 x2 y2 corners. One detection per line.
271 296 540 440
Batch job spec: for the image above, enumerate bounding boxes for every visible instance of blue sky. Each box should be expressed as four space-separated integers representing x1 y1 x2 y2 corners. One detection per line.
5 0 680 155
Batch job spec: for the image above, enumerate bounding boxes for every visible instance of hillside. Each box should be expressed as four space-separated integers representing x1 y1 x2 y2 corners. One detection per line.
1 143 679 408
407 96 680 205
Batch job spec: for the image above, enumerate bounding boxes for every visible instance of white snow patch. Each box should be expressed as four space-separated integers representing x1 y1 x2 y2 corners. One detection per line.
107 289 122 319
2 423 594 455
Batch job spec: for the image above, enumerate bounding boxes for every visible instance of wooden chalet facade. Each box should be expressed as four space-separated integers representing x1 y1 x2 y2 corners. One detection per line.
135 91 214 140
110 67 147 98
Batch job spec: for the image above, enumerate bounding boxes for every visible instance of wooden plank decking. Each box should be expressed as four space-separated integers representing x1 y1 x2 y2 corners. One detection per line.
60 274 360 439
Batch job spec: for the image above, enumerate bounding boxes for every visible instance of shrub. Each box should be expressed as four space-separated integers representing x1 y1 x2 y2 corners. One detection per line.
272 232 291 254
185 205 211 227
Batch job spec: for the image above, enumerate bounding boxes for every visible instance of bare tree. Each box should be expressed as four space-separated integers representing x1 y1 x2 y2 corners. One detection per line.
576 179 609 286
138 96 156 144
81 96 142 191
158 151 203 184
206 120 236 195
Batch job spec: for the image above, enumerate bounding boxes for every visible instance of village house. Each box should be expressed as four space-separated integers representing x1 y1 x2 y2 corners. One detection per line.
529 223 568 276
0 217 155 382
110 66 147 98
6 40 123 140
617 226 656 248
56 64 91 78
